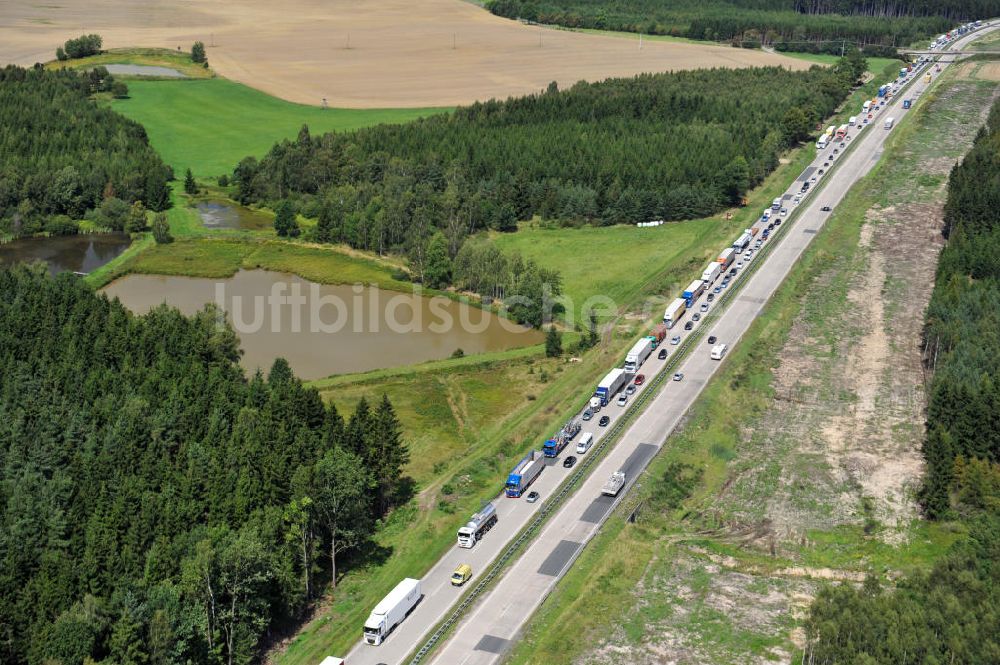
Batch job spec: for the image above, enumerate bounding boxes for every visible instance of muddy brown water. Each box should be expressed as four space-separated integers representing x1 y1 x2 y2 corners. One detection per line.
196 201 272 230
0 234 131 275
102 270 543 379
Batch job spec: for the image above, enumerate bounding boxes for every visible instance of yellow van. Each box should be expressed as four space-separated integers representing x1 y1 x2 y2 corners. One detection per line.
451 563 473 586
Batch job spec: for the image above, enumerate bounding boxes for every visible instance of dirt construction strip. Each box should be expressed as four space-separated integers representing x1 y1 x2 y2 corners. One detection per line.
0 0 811 107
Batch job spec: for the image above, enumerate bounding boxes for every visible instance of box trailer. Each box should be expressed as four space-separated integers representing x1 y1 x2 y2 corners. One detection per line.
594 367 629 406
363 578 422 646
682 279 706 308
701 261 722 284
624 337 654 372
662 297 687 329
505 451 545 497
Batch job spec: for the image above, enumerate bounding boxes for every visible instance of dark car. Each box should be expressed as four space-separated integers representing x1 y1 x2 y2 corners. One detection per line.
708 335 717 344
692 312 701 322
823 162 829 167
818 169 825 175
713 286 723 294
684 321 694 331
599 415 610 427
582 408 593 421
821 206 832 211
774 218 782 226
707 293 715 302
658 348 668 360
562 456 577 468
728 268 738 276
634 374 646 386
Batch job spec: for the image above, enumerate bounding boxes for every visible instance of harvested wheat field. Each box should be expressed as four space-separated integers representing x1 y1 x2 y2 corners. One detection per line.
0 0 812 107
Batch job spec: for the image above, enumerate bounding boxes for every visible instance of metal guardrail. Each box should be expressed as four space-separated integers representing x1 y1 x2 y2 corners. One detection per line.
405 43 952 665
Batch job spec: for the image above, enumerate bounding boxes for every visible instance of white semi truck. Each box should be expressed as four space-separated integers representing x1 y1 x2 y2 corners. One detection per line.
701 261 722 284
624 337 653 372
457 502 498 548
663 297 687 329
363 578 422 646
592 367 629 408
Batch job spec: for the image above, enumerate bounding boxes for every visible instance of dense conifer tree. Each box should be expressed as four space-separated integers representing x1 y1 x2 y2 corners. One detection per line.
0 266 409 664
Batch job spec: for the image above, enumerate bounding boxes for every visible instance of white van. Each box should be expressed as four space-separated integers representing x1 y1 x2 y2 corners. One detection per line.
710 343 728 360
576 432 594 455
884 117 895 130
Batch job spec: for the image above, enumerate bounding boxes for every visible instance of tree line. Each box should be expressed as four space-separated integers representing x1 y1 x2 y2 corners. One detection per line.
56 34 102 61
0 265 410 665
801 96 1000 664
233 62 858 300
485 0 995 48
0 65 171 238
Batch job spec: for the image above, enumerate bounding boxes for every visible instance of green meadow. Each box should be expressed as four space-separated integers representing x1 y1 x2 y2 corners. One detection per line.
109 78 448 176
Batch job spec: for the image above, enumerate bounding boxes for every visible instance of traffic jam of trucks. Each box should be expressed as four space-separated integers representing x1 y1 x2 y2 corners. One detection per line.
352 36 969 651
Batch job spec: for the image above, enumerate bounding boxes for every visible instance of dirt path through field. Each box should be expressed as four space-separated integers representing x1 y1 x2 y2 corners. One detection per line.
0 0 811 107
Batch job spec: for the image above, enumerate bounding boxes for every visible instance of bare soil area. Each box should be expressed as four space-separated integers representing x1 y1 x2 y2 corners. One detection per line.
711 82 1000 549
0 0 810 107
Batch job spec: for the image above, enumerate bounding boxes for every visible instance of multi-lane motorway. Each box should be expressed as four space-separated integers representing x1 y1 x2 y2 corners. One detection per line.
345 23 995 665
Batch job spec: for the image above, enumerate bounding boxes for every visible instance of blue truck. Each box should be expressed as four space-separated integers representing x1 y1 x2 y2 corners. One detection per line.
505 451 545 497
682 279 706 309
543 420 581 457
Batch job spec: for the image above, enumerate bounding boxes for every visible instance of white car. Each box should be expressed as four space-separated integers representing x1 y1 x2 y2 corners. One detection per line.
616 393 628 407
700 302 709 312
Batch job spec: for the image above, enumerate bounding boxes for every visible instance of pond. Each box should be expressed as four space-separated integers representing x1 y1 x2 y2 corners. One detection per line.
0 234 132 275
196 201 272 231
104 64 186 78
102 270 543 379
